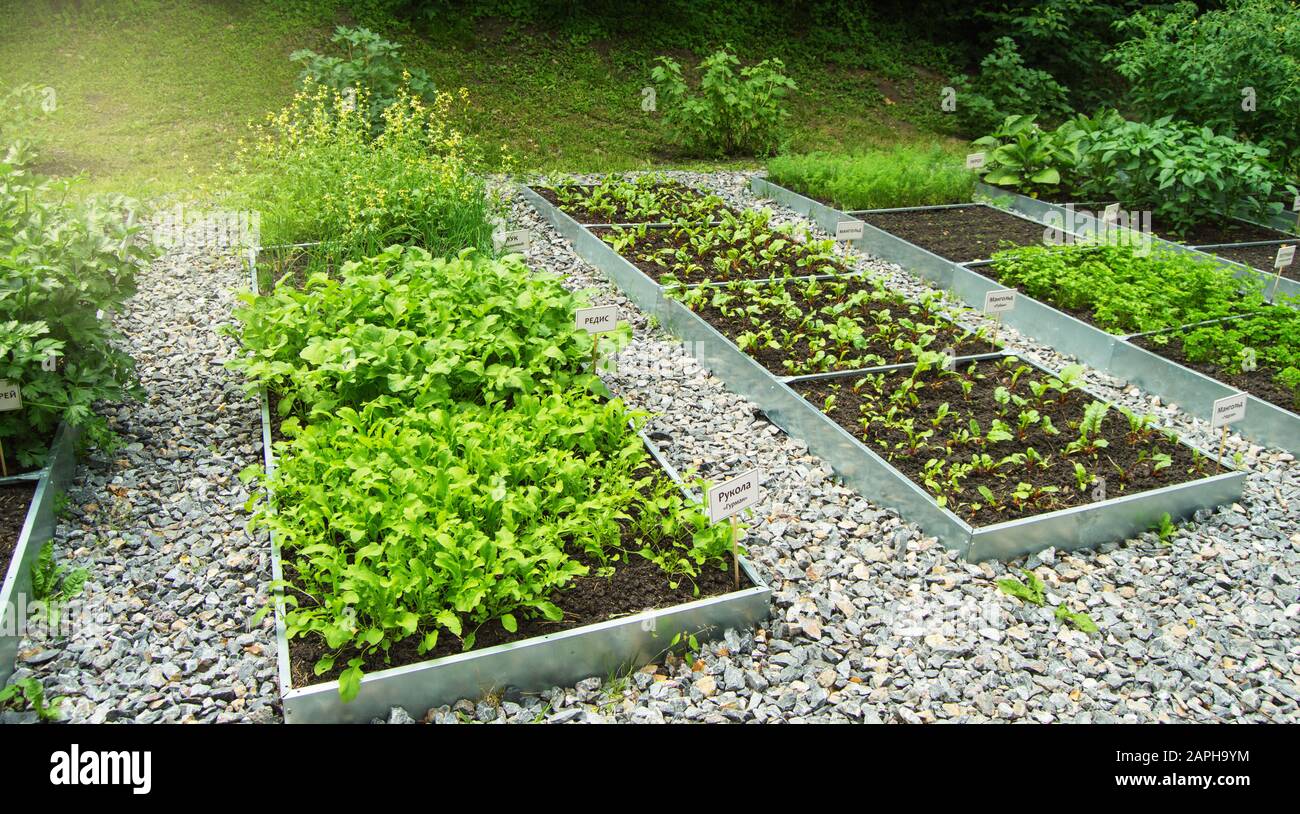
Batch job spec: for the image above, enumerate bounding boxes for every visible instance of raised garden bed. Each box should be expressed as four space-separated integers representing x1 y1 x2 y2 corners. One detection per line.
754 175 1300 454
594 209 852 287
241 247 770 724
793 356 1216 525
530 181 1242 558
533 176 733 225
670 275 999 376
0 422 78 686
853 204 1055 264
975 181 1300 301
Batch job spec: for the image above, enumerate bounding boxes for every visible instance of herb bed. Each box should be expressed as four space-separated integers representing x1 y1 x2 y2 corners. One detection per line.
672 275 999 377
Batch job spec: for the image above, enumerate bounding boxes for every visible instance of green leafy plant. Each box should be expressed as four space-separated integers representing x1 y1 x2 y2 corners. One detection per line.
1107 0 1300 172
650 48 796 158
997 568 1046 605
0 677 63 722
543 174 731 223
952 36 1071 137
0 147 154 469
1054 603 1099 633
30 541 88 604
290 26 435 133
1154 512 1177 545
228 247 598 421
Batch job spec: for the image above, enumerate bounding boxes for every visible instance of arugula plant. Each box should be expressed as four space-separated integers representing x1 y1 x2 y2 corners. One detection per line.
228 247 600 421
245 392 734 702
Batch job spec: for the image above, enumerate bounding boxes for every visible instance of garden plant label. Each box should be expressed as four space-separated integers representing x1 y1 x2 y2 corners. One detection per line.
707 469 761 523
575 305 619 333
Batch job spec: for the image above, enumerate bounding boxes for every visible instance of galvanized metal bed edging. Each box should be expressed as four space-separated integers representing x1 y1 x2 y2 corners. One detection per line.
246 248 770 725
657 293 1243 560
0 422 79 685
974 182 1300 303
744 178 1300 454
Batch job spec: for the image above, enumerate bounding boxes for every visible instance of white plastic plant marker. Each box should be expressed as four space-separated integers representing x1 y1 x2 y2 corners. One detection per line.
983 289 1017 314
0 380 20 412
1275 244 1295 269
493 229 531 253
965 152 986 170
576 305 619 370
835 221 864 241
1211 393 1247 428
575 305 619 333
707 469 762 589
1211 393 1247 474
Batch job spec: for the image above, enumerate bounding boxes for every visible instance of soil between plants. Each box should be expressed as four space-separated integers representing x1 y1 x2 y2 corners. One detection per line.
1199 244 1299 282
860 205 1052 263
285 492 747 688
534 184 732 224
0 428 57 480
595 225 854 286
1145 214 1290 246
792 360 1208 525
0 483 36 578
685 277 999 375
1130 333 1300 413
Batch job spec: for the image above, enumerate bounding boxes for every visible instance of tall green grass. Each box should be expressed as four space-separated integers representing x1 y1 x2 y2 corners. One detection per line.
767 145 974 210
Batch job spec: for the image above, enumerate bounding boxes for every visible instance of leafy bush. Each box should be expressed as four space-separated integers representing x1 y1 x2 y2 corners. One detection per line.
231 80 496 265
1107 0 1300 170
0 147 154 469
1080 116 1287 236
229 246 598 421
290 26 435 132
767 145 975 209
952 37 1071 137
650 48 796 158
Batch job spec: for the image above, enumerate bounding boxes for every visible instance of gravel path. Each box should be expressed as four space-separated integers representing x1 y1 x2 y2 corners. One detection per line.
410 171 1300 724
11 223 280 724
10 175 1298 725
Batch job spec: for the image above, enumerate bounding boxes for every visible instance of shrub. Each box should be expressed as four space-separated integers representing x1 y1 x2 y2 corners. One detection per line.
971 111 1122 198
650 48 796 158
290 26 435 133
952 37 1071 137
0 148 155 468
767 145 975 209
1080 116 1287 236
1107 0 1300 171
231 80 496 264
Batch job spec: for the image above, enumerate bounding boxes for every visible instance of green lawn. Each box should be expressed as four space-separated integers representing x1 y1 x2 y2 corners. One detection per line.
0 0 959 201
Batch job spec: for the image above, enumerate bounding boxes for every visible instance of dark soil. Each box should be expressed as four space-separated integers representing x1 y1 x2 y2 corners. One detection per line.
793 359 1209 526
686 277 999 375
0 483 36 577
1130 333 1299 413
1147 214 1290 246
284 474 748 688
1200 243 1298 282
860 205 1052 263
595 224 854 286
534 183 732 224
